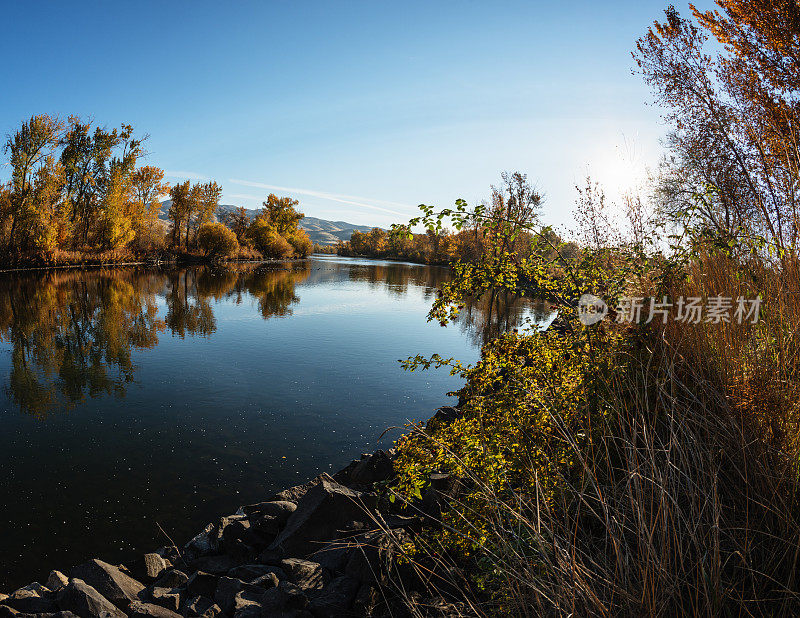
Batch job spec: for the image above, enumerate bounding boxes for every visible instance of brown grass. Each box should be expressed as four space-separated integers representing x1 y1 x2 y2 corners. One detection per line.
387 252 800 616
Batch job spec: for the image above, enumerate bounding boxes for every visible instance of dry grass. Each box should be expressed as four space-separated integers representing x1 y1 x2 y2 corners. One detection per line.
387 253 800 616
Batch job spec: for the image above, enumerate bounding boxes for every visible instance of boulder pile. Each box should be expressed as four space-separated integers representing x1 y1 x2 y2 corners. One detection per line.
0 438 464 617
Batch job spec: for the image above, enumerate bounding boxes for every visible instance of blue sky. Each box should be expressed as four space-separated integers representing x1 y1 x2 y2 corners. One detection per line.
0 1 706 230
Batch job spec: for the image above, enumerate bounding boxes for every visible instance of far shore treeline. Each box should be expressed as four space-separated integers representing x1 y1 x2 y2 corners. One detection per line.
0 116 312 266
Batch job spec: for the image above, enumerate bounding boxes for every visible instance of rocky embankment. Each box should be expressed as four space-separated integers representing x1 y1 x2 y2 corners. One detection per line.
0 407 465 618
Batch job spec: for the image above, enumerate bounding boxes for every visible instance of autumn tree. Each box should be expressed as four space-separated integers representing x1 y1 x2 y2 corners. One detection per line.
259 194 304 236
168 181 191 248
130 166 169 250
635 2 800 252
221 207 251 244
3 114 64 251
486 171 543 259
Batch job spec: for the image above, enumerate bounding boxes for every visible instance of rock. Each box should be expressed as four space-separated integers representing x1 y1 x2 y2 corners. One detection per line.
232 587 263 616
153 546 181 565
46 571 69 592
221 519 268 557
69 558 146 606
0 607 17 617
185 572 219 600
352 583 382 617
131 553 168 582
241 501 297 523
280 559 330 592
184 595 222 618
250 572 280 589
184 523 217 560
128 600 182 617
345 530 406 584
270 477 319 504
426 406 462 431
2 583 56 613
153 569 188 590
307 575 360 617
260 581 309 613
422 472 460 520
188 554 240 575
308 540 354 573
213 577 262 615
332 458 361 485
255 548 282 565
269 475 378 557
349 450 394 485
56 578 126 617
215 514 247 545
227 564 286 582
149 587 181 612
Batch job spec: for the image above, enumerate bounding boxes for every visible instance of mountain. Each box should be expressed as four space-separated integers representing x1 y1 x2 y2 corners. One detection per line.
159 201 377 245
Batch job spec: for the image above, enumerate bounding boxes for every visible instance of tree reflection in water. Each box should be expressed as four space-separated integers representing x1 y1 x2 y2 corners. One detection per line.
0 259 550 418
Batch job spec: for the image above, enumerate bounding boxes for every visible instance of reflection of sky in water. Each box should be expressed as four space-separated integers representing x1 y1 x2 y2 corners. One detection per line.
0 255 552 589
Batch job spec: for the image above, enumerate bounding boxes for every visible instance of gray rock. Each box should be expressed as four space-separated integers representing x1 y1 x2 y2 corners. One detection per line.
185 572 219 600
280 559 330 592
270 477 319 504
148 587 181 612
134 553 168 582
56 578 126 618
255 549 282 565
184 523 217 560
221 519 267 557
46 571 69 592
352 583 381 617
308 540 353 573
232 587 263 616
153 569 188 590
184 595 222 618
269 475 378 557
2 583 56 613
349 450 394 485
260 581 309 613
187 554 240 575
69 558 145 606
227 564 286 583
127 600 182 617
213 577 245 615
214 515 248 545
307 575 360 617
249 572 280 589
345 529 406 584
240 501 297 524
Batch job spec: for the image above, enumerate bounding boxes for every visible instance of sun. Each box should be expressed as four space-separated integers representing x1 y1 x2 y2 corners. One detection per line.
589 139 649 198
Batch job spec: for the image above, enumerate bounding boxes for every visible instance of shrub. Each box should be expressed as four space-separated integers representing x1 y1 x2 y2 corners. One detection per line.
247 219 297 259
287 229 313 257
197 222 239 259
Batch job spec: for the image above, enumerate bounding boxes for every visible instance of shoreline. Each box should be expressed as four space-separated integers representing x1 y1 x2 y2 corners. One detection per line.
0 257 313 275
0 406 462 617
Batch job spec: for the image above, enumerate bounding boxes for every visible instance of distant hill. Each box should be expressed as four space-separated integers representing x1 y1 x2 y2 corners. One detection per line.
159 201 377 245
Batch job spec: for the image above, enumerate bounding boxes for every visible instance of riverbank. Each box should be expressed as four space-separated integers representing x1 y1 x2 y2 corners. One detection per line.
0 407 462 618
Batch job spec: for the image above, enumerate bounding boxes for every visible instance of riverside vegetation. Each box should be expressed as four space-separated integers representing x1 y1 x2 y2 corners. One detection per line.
0 120 312 266
4 1 800 617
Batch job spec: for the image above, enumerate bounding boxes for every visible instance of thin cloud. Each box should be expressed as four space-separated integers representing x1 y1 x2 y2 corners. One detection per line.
227 193 262 201
165 170 209 181
229 178 412 217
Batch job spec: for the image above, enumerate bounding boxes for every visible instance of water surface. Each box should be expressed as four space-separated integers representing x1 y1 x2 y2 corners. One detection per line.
0 255 550 589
